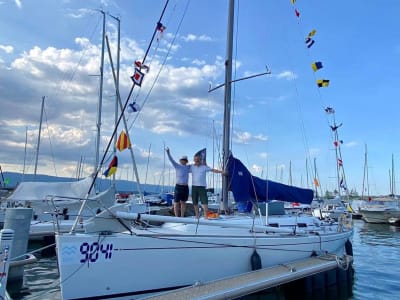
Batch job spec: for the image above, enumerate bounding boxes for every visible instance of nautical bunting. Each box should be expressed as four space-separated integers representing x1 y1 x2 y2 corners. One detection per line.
157 22 166 32
290 1 348 193
330 123 342 131
340 177 347 190
127 102 140 113
324 107 335 114
156 22 166 41
314 178 320 187
305 37 315 48
333 140 343 147
308 29 317 37
311 61 323 72
103 156 118 177
134 61 150 73
116 131 131 152
131 68 145 86
317 79 329 87
337 158 343 167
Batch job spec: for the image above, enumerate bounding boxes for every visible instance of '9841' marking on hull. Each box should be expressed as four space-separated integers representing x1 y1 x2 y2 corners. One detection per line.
59 242 114 264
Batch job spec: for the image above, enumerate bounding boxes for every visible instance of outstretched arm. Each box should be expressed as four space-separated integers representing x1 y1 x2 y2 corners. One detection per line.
211 168 227 175
165 147 179 167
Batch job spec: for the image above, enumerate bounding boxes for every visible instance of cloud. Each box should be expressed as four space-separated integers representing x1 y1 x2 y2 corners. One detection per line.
192 59 206 66
0 45 13 54
181 34 212 42
14 0 22 9
66 8 94 19
344 141 358 148
232 131 268 144
276 70 297 80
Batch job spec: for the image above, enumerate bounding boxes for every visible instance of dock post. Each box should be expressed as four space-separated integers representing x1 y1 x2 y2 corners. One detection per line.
0 229 14 299
3 208 33 290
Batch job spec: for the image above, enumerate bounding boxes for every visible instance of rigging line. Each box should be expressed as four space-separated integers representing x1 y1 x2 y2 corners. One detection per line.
127 0 190 132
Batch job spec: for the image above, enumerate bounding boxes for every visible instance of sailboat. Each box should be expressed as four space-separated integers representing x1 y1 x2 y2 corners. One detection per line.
55 1 353 299
359 154 400 224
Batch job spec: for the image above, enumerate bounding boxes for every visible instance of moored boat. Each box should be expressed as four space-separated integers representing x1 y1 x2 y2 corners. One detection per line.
55 1 353 298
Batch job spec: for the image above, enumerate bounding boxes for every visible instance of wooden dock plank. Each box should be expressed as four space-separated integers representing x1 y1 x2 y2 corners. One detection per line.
143 255 352 300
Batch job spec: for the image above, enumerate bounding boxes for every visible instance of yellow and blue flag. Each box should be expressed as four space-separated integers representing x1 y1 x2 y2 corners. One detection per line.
311 61 323 72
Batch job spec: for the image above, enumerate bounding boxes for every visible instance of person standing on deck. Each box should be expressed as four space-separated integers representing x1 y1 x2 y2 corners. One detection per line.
165 147 190 217
191 153 224 219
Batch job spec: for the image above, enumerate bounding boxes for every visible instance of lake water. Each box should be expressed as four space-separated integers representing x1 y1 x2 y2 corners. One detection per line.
9 219 400 299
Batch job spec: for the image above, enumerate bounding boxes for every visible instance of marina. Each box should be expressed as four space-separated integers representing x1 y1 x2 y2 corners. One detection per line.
1 0 400 299
4 219 399 299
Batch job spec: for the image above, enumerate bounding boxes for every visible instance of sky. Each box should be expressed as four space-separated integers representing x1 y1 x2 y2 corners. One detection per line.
1 0 400 196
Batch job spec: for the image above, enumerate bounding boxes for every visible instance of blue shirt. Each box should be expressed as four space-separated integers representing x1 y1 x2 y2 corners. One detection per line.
167 152 190 185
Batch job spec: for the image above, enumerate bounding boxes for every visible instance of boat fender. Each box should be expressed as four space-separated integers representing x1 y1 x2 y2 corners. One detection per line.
345 240 353 256
251 249 262 270
62 207 69 220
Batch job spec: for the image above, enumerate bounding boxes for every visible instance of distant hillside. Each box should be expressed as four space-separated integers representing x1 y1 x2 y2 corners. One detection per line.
1 172 170 194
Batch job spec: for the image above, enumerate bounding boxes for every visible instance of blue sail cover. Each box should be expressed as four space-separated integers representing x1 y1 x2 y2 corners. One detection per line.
227 155 313 209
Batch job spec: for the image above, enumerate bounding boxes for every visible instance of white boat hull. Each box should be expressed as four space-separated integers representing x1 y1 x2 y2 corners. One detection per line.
359 208 400 224
56 218 352 299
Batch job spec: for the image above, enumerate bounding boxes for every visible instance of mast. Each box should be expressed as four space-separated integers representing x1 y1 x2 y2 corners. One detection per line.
22 126 28 181
332 122 341 197
221 0 234 211
391 153 395 198
361 144 368 200
34 96 45 177
110 13 121 187
94 11 106 174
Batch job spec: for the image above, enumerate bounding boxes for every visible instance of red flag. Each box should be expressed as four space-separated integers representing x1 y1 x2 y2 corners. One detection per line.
134 60 150 73
116 131 131 151
131 68 145 86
